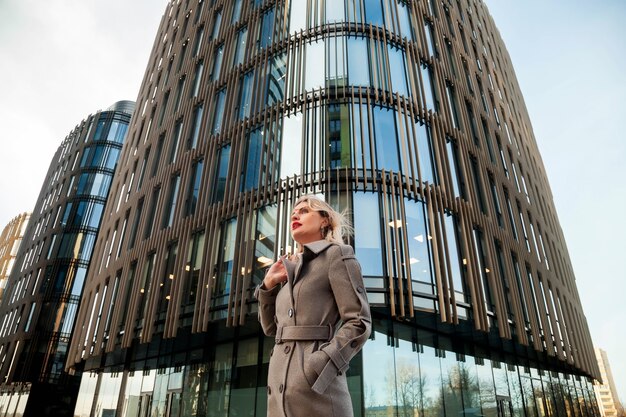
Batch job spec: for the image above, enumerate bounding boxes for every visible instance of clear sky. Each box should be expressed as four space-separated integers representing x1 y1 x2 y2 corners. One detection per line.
0 0 624 404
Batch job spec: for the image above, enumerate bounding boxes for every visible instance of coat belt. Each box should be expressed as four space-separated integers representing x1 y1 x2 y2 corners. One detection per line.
275 324 333 344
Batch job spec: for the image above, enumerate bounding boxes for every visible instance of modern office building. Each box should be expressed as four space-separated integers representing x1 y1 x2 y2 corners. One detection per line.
68 1 600 417
593 348 624 417
0 101 134 417
0 213 30 302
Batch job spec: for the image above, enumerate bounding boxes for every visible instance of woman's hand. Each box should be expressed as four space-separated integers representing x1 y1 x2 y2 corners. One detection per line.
263 258 288 289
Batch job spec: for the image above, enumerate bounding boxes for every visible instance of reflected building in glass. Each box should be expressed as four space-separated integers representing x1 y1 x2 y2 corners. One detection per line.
68 1 600 417
0 213 30 303
0 101 134 417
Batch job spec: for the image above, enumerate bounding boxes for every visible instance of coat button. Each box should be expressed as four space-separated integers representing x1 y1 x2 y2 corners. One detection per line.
357 286 364 293
279 383 284 393
337 371 342 376
288 308 293 317
267 386 272 395
284 345 291 354
350 341 358 348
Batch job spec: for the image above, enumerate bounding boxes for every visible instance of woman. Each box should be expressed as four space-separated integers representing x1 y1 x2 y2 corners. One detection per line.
255 195 372 417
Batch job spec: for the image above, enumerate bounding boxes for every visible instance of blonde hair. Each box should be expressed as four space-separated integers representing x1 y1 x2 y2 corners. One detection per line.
293 195 352 246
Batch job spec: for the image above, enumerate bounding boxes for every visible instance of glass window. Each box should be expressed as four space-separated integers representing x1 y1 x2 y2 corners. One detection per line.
169 120 184 163
241 128 263 191
405 198 434 292
257 7 274 50
238 70 255 120
192 25 205 57
266 53 286 105
174 75 186 113
231 0 243 23
161 174 181 229
446 138 465 199
305 39 325 91
472 228 495 315
212 219 237 309
185 159 204 216
106 120 128 144
470 157 487 213
135 252 156 334
183 230 205 308
352 103 373 170
364 0 384 27
445 83 460 129
190 60 204 98
424 20 436 57
443 214 465 299
127 199 144 250
327 35 347 88
475 358 498 417
361 322 395 412
253 205 277 284
156 242 178 320
213 145 230 203
397 1 413 40
415 122 437 184
289 0 307 33
211 10 222 40
325 0 344 23
143 187 161 240
326 104 351 169
280 113 303 178
420 62 437 111
347 36 370 87
212 88 227 134
354 192 383 277
188 103 204 149
233 27 248 66
373 106 400 172
211 44 224 81
388 44 410 97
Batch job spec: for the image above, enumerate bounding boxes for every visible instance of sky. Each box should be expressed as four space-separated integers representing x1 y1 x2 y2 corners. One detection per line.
0 0 625 404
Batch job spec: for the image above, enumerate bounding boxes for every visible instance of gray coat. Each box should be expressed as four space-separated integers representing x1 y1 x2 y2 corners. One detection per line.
255 240 372 417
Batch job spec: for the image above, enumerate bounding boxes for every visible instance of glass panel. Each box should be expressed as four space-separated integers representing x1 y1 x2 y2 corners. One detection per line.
388 45 410 97
305 39 325 91
354 192 383 277
207 343 233 417
362 323 395 413
364 0 384 27
212 219 237 308
267 53 286 106
374 106 400 172
213 145 230 203
280 113 303 178
348 36 370 87
326 104 351 169
241 128 263 191
230 338 259 416
238 71 254 120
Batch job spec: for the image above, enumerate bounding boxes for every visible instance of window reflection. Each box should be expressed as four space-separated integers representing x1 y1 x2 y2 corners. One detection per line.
354 192 383 277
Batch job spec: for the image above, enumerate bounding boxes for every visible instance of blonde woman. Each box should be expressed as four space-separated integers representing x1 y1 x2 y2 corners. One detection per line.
255 195 372 417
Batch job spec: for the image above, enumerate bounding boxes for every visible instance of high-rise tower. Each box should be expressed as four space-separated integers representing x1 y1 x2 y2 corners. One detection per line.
0 101 133 417
69 2 600 417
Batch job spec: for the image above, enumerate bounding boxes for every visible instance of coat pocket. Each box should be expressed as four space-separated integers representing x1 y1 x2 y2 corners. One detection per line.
303 348 328 387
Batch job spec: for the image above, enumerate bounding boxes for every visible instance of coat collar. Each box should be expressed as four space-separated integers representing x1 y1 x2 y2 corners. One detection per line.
301 239 334 256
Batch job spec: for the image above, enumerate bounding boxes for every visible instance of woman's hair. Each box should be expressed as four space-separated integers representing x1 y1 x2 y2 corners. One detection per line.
293 194 352 245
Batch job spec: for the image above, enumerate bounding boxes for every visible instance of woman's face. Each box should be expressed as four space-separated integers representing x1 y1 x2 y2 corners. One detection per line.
290 202 328 245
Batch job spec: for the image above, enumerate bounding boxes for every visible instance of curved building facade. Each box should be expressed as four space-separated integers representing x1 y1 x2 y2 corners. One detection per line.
69 1 599 417
0 102 133 417
0 213 31 302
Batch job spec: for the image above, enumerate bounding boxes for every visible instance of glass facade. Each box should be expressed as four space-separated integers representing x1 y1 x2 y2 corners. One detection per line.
0 102 133 417
67 1 599 417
